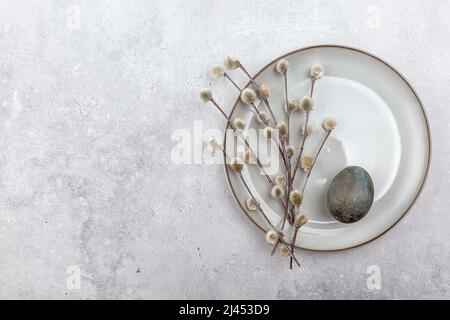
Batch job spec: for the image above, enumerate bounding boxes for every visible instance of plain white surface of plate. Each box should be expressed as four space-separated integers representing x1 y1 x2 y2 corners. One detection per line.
224 45 431 251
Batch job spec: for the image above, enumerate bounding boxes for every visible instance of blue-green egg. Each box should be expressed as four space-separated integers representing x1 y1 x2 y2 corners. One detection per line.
327 166 374 223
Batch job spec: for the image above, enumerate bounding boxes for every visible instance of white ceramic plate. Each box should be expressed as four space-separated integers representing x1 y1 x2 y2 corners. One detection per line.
224 45 431 251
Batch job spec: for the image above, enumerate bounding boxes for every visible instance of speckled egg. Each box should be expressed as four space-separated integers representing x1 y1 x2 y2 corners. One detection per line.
327 166 374 223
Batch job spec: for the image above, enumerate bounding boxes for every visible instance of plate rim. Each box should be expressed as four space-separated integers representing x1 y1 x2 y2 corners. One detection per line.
222 44 432 252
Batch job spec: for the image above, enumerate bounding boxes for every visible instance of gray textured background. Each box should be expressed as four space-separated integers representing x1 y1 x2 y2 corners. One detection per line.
0 0 449 299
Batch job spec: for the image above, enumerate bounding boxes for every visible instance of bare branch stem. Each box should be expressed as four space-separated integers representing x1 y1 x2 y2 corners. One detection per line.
238 62 278 126
290 78 316 186
288 130 331 267
210 98 292 213
224 72 241 91
217 140 300 267
222 74 289 174
210 98 273 186
237 170 300 267
291 111 310 184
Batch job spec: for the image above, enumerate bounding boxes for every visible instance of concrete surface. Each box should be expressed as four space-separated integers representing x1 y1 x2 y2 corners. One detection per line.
0 0 449 299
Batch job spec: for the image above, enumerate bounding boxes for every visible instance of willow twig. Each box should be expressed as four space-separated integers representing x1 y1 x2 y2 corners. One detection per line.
224 72 241 91
290 78 316 186
288 130 331 268
219 147 300 267
270 72 294 255
238 62 290 174
210 98 290 213
210 98 273 186
223 74 289 173
238 62 278 126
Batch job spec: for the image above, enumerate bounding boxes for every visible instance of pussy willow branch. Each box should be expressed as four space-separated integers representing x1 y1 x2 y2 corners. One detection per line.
271 134 289 174
219 148 300 267
242 174 300 267
301 131 331 192
250 103 263 119
270 73 295 256
273 77 317 256
210 98 290 214
288 130 332 269
288 78 319 269
290 78 316 185
223 74 289 173
210 98 273 186
284 75 290 146
289 225 301 269
237 62 278 126
291 110 310 183
237 61 290 173
224 72 241 91
224 69 294 250
280 73 293 229
223 73 261 121
309 78 316 97
239 169 299 267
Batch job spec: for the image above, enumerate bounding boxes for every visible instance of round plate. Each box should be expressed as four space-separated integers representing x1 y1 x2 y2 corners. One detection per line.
224 45 431 251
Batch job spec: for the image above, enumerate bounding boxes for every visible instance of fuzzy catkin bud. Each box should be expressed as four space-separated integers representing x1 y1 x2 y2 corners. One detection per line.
257 112 270 125
260 84 270 98
294 213 308 228
245 198 258 211
289 190 304 206
279 245 290 256
322 117 337 132
300 155 314 171
240 88 257 105
210 64 225 78
285 100 297 113
275 175 287 187
310 64 324 79
265 230 279 245
229 157 244 173
276 121 288 139
286 145 295 158
299 96 314 112
263 127 273 139
224 56 239 70
198 88 212 103
275 59 289 75
207 137 223 151
270 185 285 199
233 118 246 132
